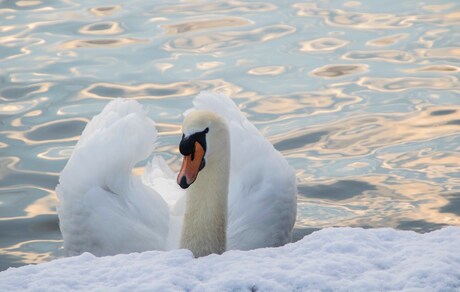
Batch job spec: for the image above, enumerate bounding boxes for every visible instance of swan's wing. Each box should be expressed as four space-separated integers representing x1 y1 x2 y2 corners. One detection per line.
192 91 297 250
143 156 184 212
56 99 169 256
142 156 185 250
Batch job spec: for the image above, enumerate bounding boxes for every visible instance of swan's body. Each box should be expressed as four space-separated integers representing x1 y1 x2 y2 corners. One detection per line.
57 92 297 257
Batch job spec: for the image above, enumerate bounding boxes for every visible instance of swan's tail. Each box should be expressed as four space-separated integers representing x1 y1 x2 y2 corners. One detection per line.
56 99 169 256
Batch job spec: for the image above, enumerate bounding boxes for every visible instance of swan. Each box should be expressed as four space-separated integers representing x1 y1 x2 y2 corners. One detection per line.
56 91 297 257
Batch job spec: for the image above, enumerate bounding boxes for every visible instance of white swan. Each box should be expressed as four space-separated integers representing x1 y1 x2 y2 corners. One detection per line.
56 91 297 257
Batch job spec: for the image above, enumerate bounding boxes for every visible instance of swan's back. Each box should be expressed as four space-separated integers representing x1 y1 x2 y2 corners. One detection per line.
192 92 297 250
56 99 169 256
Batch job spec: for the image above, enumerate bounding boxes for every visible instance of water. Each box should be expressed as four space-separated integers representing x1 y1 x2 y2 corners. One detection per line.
0 0 459 271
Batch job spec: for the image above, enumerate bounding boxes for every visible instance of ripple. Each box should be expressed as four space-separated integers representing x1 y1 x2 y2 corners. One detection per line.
88 6 121 16
0 215 59 248
422 3 457 12
430 109 457 116
0 41 29 61
82 80 244 100
16 1 42 8
405 65 460 73
397 219 447 233
294 4 415 29
0 83 51 101
248 89 360 121
0 0 50 11
274 131 329 151
299 37 349 53
416 47 460 60
343 50 414 63
343 1 361 8
0 239 62 271
0 186 55 220
357 76 458 92
0 157 20 180
318 106 460 158
163 24 295 53
247 66 286 76
37 146 74 160
0 101 36 115
385 152 460 181
162 17 251 34
154 1 277 14
299 180 376 200
312 64 368 78
196 62 224 70
60 38 147 49
83 82 198 99
0 170 58 191
440 193 460 216
79 21 123 35
366 33 409 47
25 119 87 142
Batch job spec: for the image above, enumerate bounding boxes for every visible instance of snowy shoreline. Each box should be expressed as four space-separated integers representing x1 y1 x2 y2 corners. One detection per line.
1 227 459 291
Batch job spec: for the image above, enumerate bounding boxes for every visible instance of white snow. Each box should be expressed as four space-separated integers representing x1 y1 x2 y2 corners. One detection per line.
1 227 459 291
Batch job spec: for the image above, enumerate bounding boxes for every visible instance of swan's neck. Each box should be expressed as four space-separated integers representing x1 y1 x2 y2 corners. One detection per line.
180 146 230 257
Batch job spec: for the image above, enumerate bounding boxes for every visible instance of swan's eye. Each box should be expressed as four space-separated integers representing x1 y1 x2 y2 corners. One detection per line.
179 128 208 157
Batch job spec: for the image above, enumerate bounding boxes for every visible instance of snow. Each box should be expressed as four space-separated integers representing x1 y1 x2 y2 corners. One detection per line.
1 227 459 291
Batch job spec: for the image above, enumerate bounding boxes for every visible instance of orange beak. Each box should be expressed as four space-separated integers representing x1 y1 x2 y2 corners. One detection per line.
177 142 206 189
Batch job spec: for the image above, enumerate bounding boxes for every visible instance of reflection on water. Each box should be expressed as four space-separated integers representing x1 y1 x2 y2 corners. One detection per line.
1 0 459 271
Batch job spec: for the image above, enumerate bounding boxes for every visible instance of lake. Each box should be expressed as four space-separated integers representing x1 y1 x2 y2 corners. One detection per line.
0 0 459 271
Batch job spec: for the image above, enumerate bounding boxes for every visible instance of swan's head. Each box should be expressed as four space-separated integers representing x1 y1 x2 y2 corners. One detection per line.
177 110 229 189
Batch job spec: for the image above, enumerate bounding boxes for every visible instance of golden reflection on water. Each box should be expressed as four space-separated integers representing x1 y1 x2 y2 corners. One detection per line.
7 118 88 145
253 88 360 119
357 76 458 92
16 1 42 7
1 240 61 266
0 83 52 101
163 24 295 54
24 191 57 217
295 3 414 29
366 33 409 47
416 47 460 59
81 79 247 100
154 1 277 14
404 65 460 73
60 38 147 49
196 61 224 70
343 50 415 63
247 66 286 76
297 173 459 229
299 37 349 53
312 64 368 78
298 106 460 157
79 21 124 35
88 6 121 17
162 17 251 35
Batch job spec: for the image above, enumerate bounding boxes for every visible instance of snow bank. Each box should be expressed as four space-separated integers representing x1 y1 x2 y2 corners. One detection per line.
1 227 459 291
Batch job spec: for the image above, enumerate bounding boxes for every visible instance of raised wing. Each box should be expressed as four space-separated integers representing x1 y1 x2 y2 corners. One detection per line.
56 99 169 256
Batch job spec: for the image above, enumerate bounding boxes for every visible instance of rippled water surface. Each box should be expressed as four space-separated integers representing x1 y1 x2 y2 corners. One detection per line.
1 0 459 271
